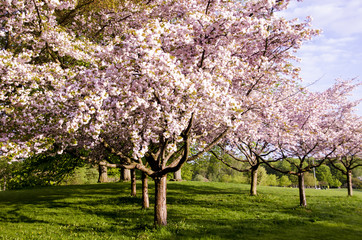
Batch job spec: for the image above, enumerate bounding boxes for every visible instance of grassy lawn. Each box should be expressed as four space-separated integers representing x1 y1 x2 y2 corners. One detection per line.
0 181 361 240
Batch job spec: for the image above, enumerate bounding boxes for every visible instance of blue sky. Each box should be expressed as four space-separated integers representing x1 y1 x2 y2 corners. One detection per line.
279 0 362 115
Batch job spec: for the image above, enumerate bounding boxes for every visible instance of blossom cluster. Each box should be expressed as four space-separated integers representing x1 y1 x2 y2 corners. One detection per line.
0 0 360 173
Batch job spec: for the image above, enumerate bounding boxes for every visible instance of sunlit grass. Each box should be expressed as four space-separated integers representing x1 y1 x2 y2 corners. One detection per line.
0 181 361 239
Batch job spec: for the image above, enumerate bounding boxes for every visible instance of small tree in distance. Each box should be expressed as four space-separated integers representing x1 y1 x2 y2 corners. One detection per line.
262 80 360 207
329 116 362 196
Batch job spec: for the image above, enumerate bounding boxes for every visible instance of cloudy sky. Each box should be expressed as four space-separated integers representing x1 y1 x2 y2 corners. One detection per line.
278 0 362 115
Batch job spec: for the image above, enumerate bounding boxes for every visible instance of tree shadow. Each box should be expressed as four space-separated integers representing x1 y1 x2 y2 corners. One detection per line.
0 182 361 239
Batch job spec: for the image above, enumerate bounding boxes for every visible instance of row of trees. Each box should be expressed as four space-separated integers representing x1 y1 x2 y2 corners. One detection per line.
1 0 361 226
182 153 361 189
2 153 360 191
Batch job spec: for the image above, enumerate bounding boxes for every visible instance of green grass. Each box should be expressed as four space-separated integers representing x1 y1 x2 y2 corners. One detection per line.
0 181 361 240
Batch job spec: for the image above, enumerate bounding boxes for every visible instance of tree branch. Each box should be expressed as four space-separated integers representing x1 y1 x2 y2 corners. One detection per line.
188 127 230 162
210 150 251 173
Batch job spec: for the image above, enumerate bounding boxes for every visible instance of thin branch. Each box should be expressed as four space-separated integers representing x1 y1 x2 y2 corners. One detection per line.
205 0 212 15
188 127 230 162
32 0 43 33
218 144 248 163
93 14 131 38
101 139 154 176
211 150 251 173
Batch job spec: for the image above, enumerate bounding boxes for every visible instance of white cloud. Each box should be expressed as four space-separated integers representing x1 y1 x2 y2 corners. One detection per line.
279 0 362 115
281 0 362 36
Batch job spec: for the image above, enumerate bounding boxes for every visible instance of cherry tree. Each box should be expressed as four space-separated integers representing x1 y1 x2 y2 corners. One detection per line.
211 81 312 196
1 0 317 225
264 80 361 207
211 113 279 196
329 114 362 196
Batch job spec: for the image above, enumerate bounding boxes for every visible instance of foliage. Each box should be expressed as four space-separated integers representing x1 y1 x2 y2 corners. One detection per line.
352 177 362 189
3 154 86 190
304 172 317 188
329 162 347 185
0 181 361 239
184 153 248 183
0 159 20 190
61 165 99 185
180 162 193 181
1 0 360 224
193 174 209 182
0 0 319 180
279 175 292 187
316 165 342 188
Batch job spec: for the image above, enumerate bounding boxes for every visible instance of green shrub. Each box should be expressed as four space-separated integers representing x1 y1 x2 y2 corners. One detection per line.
193 174 209 182
61 165 98 185
352 177 362 189
279 175 292 187
5 154 85 190
259 174 278 186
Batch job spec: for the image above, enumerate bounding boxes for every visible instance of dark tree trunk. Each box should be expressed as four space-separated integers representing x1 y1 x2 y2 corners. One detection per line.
250 167 258 196
98 163 108 183
347 170 353 196
120 168 131 182
173 169 182 181
142 172 149 209
131 169 136 197
154 175 167 226
298 172 307 207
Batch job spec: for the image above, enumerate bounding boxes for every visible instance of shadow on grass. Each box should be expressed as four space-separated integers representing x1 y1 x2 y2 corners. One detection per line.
0 182 361 239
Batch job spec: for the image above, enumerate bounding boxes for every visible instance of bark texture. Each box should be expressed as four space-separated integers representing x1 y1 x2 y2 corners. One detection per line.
250 167 258 196
98 163 108 183
142 172 149 209
120 168 131 182
131 169 136 197
298 172 307 207
154 176 167 226
347 170 353 196
173 169 182 181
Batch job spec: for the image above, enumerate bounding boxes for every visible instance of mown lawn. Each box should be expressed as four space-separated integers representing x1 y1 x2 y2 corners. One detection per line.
0 181 361 239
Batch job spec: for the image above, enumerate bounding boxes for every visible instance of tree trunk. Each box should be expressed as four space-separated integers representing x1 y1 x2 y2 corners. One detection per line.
142 172 149 209
250 167 258 196
298 172 307 207
98 163 108 183
131 169 136 197
347 170 353 196
154 175 167 226
2 177 6 191
173 169 182 181
120 168 131 182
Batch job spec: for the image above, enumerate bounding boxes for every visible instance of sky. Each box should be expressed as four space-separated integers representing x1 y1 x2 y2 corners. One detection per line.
278 0 362 115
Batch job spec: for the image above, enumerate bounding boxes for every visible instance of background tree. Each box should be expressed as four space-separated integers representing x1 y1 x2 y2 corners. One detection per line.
211 140 274 196
279 175 292 187
315 164 341 188
1 153 85 190
263 80 359 206
329 118 362 196
98 161 108 183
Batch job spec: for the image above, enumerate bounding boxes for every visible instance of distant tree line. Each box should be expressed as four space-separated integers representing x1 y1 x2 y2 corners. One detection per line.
2 152 361 192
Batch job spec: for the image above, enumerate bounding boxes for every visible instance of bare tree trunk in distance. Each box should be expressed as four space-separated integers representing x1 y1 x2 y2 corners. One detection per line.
142 172 149 209
98 163 108 183
131 169 136 197
298 172 307 207
154 175 167 226
250 167 258 196
347 170 353 196
173 169 182 181
120 168 131 182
